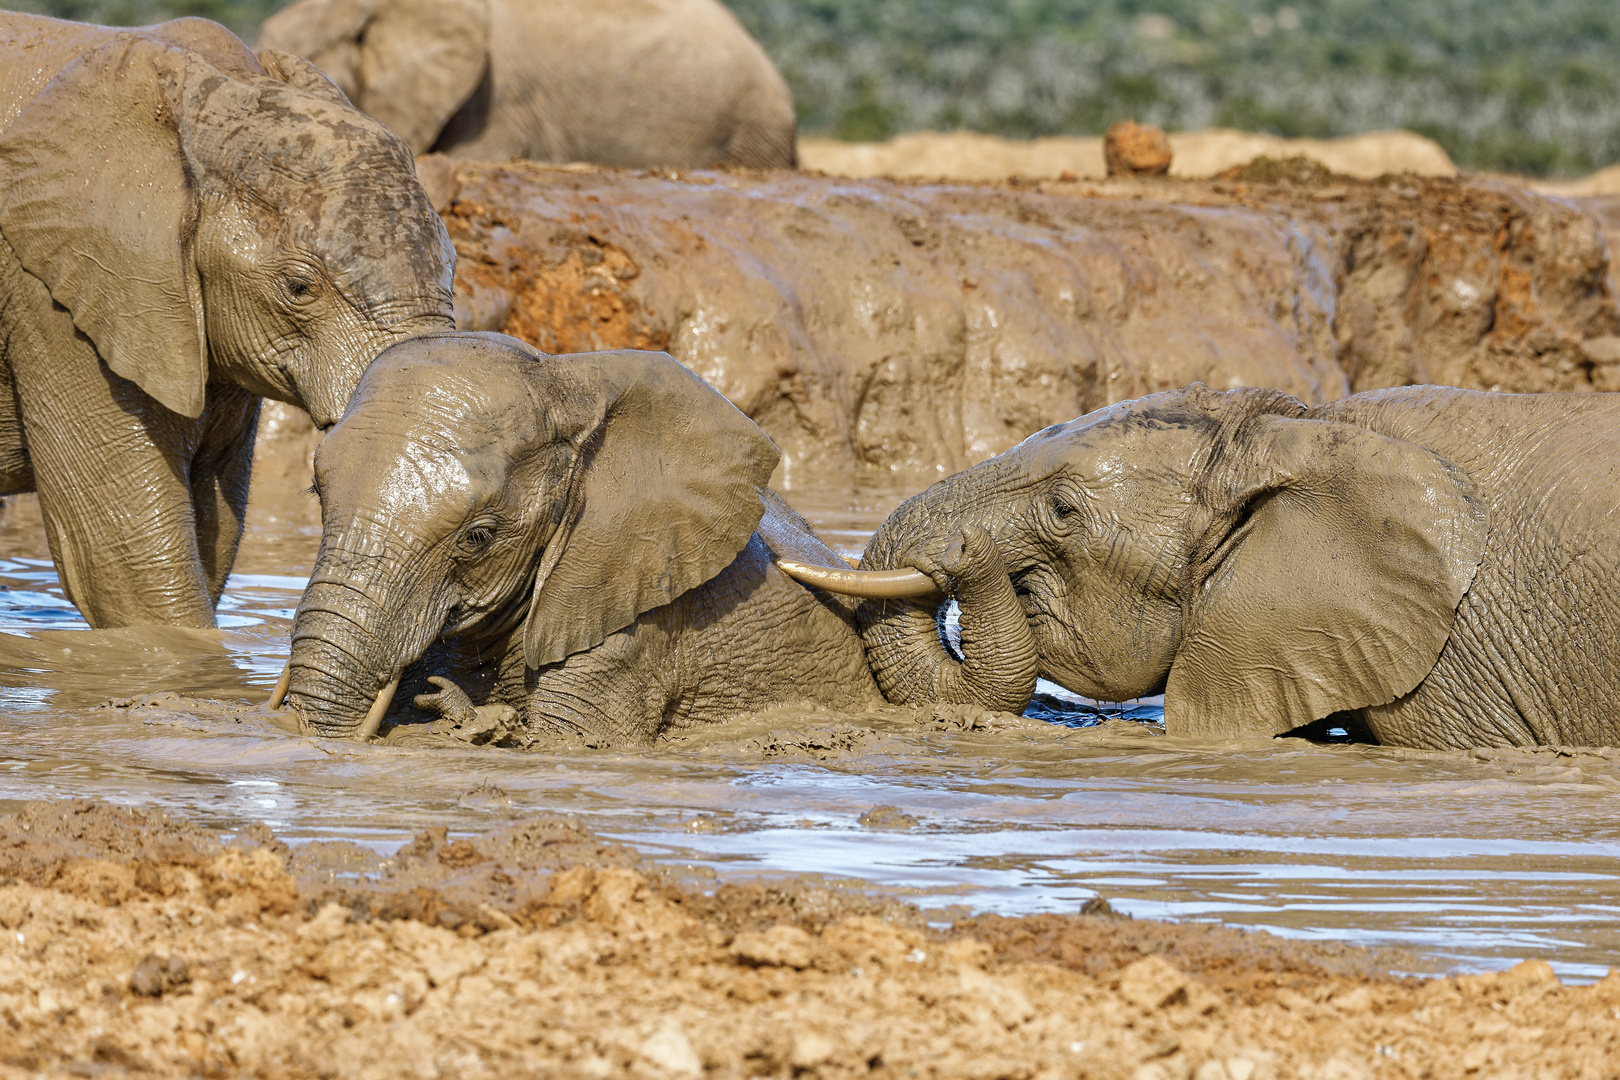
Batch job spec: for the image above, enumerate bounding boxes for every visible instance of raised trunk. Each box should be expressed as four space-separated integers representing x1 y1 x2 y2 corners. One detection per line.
858 523 1039 714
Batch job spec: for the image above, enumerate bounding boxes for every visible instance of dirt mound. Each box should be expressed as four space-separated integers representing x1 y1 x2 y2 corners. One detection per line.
799 128 1457 182
2 800 1617 1079
434 163 1614 476
248 161 1617 504
1533 164 1620 198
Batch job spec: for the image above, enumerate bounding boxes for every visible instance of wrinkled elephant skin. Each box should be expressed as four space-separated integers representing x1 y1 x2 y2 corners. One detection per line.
853 384 1620 749
0 13 455 628
286 332 878 741
259 0 796 168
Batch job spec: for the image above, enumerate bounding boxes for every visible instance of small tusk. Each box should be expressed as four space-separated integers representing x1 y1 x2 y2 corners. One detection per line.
843 555 860 569
356 672 400 741
777 560 941 599
266 661 291 711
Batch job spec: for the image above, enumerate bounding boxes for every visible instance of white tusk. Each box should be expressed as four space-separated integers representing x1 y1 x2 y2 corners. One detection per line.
356 673 400 741
777 560 941 599
266 661 291 711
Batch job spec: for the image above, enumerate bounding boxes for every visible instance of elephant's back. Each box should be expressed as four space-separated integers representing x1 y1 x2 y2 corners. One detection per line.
475 0 794 168
1323 387 1620 747
1312 386 1620 506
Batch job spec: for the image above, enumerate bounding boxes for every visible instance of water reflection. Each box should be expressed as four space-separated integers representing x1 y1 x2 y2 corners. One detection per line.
1 485 1618 983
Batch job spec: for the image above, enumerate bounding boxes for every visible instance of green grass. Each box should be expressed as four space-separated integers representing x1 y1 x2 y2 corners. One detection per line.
15 0 1620 177
725 0 1620 177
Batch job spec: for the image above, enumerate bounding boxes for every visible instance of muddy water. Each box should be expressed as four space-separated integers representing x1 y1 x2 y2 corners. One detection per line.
1 484 1618 983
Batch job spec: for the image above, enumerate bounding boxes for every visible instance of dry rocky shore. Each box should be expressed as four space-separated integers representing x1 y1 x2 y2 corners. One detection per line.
0 802 1616 1079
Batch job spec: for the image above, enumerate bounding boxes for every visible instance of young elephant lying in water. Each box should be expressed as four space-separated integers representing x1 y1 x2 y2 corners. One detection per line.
277 332 881 743
786 383 1620 749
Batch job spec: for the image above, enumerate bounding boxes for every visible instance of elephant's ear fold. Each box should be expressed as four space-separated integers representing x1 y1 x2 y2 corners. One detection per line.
357 0 488 155
523 351 781 669
1166 416 1487 740
256 47 352 106
255 0 377 101
0 36 208 418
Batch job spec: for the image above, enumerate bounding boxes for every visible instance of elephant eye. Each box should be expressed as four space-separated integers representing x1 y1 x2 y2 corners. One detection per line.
458 525 496 555
1051 495 1073 518
283 274 319 303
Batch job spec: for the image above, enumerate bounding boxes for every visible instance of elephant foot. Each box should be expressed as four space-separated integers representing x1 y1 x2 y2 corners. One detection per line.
416 676 522 746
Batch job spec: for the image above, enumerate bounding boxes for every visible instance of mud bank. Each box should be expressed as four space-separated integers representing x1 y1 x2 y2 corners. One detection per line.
250 163 1620 490
423 163 1616 480
797 129 1459 184
2 801 1616 1080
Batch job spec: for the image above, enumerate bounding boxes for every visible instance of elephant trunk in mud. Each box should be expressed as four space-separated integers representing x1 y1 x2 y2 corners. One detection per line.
288 558 452 736
782 465 1040 715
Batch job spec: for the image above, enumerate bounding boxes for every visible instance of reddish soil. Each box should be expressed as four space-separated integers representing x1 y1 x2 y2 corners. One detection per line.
2 802 1615 1079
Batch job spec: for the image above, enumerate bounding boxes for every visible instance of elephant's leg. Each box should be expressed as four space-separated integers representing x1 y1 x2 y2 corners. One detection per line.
0 350 32 494
189 385 260 605
414 674 519 744
521 622 675 747
6 285 215 628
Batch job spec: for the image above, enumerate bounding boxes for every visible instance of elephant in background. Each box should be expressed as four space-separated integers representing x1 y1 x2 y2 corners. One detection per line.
284 333 878 742
787 384 1620 750
0 13 455 628
257 0 798 169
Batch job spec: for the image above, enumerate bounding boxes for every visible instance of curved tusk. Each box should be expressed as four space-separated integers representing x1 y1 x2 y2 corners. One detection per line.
777 560 941 599
356 672 401 741
266 661 291 711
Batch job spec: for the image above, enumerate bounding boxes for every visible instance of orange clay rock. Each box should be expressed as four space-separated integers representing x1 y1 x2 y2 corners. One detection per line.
1104 120 1174 177
3 801 1620 1079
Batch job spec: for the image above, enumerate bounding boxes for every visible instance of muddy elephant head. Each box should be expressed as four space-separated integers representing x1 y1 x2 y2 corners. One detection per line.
793 384 1487 738
0 19 453 425
286 332 780 735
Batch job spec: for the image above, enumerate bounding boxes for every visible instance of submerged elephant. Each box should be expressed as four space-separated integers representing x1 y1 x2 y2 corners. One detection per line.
0 13 454 628
257 0 797 169
281 332 878 741
785 384 1620 749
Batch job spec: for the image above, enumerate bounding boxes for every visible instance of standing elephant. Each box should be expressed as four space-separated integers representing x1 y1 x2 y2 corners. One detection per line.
785 384 1620 750
283 332 878 742
257 0 798 169
0 13 455 628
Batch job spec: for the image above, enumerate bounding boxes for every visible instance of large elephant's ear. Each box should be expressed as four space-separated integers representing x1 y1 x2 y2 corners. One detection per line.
1165 416 1487 740
356 0 488 154
0 36 208 418
255 0 377 101
523 350 781 669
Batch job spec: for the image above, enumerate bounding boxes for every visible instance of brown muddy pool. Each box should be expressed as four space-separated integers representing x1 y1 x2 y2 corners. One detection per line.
1 484 1617 983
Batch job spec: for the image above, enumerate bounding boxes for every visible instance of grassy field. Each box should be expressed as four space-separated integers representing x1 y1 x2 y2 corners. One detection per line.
14 0 1620 177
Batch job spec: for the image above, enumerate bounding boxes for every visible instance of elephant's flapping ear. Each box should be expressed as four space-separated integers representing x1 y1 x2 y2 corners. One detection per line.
0 36 209 418
254 0 378 101
523 351 781 669
356 0 488 155
1166 416 1487 739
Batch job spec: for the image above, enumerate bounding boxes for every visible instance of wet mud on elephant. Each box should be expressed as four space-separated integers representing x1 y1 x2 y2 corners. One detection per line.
278 332 879 744
787 384 1620 750
0 12 455 628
